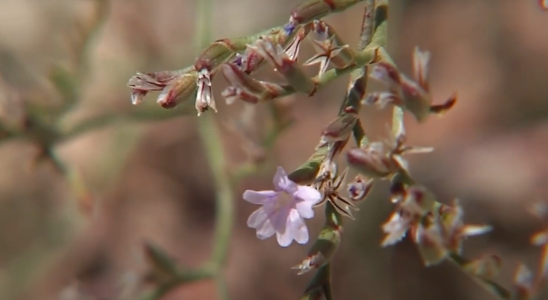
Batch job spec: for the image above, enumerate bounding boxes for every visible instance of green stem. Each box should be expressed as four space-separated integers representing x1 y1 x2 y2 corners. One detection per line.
195 0 233 292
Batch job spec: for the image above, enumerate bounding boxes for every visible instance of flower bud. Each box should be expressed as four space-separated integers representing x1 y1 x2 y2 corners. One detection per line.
346 142 396 178
292 224 342 275
320 106 358 145
249 37 316 96
346 174 373 201
463 254 502 280
127 69 197 109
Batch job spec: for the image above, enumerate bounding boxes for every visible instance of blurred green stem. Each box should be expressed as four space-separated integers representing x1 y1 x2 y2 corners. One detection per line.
195 0 234 298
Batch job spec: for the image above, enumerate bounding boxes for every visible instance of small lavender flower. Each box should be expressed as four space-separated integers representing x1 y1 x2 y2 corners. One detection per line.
243 166 322 247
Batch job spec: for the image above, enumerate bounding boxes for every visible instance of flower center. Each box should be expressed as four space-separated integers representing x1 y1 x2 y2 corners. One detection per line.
274 191 294 212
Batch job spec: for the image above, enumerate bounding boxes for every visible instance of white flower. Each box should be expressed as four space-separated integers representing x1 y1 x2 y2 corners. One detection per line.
243 166 322 247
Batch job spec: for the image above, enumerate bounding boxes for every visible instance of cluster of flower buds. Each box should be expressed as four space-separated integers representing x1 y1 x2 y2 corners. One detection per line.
381 185 492 266
345 126 433 179
363 47 457 123
126 0 374 116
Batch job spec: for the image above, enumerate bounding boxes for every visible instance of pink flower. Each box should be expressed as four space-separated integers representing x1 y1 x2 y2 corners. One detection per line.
243 166 322 247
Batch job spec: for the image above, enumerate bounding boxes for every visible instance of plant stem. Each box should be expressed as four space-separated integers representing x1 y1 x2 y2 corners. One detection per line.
195 0 234 297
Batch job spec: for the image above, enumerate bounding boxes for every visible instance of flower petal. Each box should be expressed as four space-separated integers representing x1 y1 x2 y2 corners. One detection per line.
256 219 276 240
295 200 315 219
294 186 322 205
243 190 277 205
269 203 291 232
288 210 309 244
273 166 297 193
276 213 294 247
247 207 268 229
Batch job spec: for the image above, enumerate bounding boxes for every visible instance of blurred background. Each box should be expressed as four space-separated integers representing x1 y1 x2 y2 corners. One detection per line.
0 0 547 299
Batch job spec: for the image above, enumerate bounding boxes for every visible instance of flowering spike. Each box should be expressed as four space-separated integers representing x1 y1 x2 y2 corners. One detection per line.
127 69 198 109
249 37 317 96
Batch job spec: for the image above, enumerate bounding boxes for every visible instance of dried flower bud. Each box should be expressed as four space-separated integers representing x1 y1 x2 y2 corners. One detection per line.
221 63 285 104
365 47 457 123
305 20 355 77
381 186 437 247
248 37 316 96
463 254 503 280
284 24 310 61
195 39 240 71
289 0 364 25
346 174 373 201
346 142 396 178
293 203 343 274
512 264 534 300
195 68 217 116
127 69 197 109
413 220 448 266
320 106 358 145
292 223 342 275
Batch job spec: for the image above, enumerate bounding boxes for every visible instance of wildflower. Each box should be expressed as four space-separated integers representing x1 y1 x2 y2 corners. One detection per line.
243 166 322 247
127 68 197 108
364 47 457 123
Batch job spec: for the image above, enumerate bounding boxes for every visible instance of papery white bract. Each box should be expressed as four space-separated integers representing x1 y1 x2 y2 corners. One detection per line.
243 166 322 247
